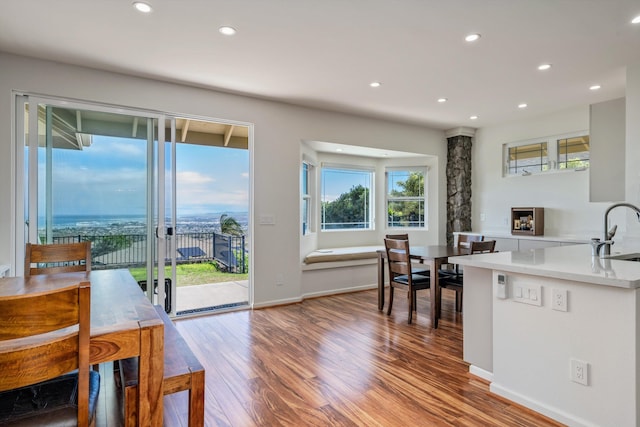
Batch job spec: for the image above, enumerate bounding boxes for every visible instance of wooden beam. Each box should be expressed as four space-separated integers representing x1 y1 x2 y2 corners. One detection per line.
76 110 82 133
181 119 191 142
224 125 235 147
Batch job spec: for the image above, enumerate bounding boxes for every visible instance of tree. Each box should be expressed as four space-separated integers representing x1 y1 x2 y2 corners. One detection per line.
322 184 370 229
219 214 244 236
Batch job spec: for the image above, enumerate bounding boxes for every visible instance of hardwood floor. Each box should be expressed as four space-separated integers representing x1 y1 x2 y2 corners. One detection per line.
97 288 564 426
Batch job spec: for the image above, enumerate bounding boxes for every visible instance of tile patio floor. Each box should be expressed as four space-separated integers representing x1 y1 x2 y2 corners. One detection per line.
175 279 249 314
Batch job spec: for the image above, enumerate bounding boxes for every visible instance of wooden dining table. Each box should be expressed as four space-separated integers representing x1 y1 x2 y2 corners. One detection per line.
0 269 165 426
377 245 468 329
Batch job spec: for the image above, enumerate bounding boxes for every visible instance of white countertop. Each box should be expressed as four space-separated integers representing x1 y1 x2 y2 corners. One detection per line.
454 244 640 289
479 232 590 243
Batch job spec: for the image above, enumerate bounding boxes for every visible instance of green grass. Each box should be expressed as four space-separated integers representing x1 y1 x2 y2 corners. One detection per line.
128 262 248 287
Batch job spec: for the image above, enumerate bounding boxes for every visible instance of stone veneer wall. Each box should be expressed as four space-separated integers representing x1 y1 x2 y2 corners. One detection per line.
446 135 472 246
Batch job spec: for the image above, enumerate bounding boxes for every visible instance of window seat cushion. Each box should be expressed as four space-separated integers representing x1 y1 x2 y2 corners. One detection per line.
303 246 383 264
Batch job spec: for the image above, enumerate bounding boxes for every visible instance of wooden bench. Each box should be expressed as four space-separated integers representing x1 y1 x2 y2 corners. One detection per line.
119 305 205 427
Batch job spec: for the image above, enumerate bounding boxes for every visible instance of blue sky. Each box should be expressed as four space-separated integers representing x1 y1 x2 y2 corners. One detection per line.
41 135 249 216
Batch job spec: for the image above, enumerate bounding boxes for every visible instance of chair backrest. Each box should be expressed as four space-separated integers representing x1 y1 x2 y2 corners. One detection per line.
457 233 484 250
384 238 413 278
470 239 496 254
385 233 409 241
0 281 92 426
25 242 92 277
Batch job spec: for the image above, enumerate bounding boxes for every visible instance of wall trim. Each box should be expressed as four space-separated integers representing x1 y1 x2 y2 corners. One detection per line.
445 126 476 138
490 382 598 427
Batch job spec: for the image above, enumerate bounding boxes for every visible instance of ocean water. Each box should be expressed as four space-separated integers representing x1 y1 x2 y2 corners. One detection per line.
42 213 249 229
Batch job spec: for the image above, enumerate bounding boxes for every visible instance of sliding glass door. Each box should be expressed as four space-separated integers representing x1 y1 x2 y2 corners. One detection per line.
15 95 251 315
16 95 171 308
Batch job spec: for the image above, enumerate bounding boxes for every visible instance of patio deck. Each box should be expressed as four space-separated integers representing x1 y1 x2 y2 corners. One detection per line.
175 280 249 315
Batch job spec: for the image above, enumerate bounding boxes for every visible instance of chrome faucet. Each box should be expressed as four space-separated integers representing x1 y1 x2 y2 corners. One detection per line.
593 202 640 257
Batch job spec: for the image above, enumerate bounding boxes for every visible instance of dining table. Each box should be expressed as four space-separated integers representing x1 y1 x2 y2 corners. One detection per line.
0 269 165 426
377 245 469 329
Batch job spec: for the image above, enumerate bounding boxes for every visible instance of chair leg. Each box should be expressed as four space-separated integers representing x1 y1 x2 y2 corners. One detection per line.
456 289 463 312
387 286 395 316
408 288 414 324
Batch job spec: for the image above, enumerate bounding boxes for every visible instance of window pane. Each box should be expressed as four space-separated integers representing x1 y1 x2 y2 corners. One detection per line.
508 142 548 175
321 167 373 230
388 170 424 197
388 200 425 227
558 135 589 169
301 163 309 234
387 169 426 228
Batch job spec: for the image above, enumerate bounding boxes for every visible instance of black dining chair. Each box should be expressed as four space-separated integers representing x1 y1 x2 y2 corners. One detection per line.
440 239 496 312
384 238 431 324
385 234 429 276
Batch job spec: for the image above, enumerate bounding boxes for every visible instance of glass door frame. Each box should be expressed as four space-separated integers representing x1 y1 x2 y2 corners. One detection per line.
14 94 170 309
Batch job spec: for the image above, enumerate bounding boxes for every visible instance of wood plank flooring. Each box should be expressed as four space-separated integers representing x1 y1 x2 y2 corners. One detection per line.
97 288 564 426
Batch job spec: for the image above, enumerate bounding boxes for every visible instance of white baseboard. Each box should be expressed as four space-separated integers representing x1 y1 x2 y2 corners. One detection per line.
302 283 377 300
252 296 302 309
490 382 597 427
468 365 493 382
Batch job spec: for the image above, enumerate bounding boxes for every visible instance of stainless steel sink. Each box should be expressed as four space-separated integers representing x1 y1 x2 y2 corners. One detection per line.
605 253 640 262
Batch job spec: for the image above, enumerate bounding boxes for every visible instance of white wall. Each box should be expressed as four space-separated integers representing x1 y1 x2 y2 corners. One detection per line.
491 273 637 427
0 52 446 307
473 105 613 240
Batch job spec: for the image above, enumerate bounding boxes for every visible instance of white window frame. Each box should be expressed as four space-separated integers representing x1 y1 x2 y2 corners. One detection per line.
385 166 427 229
301 161 315 235
320 163 374 231
503 130 589 177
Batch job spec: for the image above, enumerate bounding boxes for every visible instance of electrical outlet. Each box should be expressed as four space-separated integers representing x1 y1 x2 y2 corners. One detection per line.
276 273 284 286
552 288 568 312
570 358 589 386
480 213 486 222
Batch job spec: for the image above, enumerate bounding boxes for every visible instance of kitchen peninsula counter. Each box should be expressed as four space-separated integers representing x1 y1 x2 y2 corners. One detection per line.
455 243 640 288
453 243 640 427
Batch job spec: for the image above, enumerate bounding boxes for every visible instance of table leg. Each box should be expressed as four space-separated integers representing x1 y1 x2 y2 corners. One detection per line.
138 320 164 426
430 259 439 329
377 252 385 311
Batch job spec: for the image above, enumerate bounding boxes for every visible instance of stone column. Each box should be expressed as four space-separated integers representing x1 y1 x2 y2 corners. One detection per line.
445 128 475 246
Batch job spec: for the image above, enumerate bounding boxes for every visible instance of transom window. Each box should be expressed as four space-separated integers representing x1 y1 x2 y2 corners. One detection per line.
321 165 374 231
507 142 549 175
386 168 426 228
558 135 590 170
504 131 589 176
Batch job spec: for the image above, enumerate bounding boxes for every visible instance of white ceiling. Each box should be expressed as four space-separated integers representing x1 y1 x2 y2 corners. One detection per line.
1 0 639 130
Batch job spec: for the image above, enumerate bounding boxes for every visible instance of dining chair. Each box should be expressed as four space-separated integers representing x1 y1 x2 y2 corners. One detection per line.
438 233 484 278
384 238 431 324
0 281 100 426
384 234 429 276
440 239 496 312
24 241 91 277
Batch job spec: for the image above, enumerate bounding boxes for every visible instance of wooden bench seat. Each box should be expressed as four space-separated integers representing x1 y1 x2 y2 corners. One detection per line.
119 305 205 427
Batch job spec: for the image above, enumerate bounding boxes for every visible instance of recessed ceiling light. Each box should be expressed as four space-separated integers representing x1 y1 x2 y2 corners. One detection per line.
518 103 528 109
632 15 640 24
437 98 448 103
470 115 478 120
369 82 381 88
132 2 152 13
590 84 602 91
336 148 343 152
219 26 237 36
538 63 552 71
465 33 481 42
